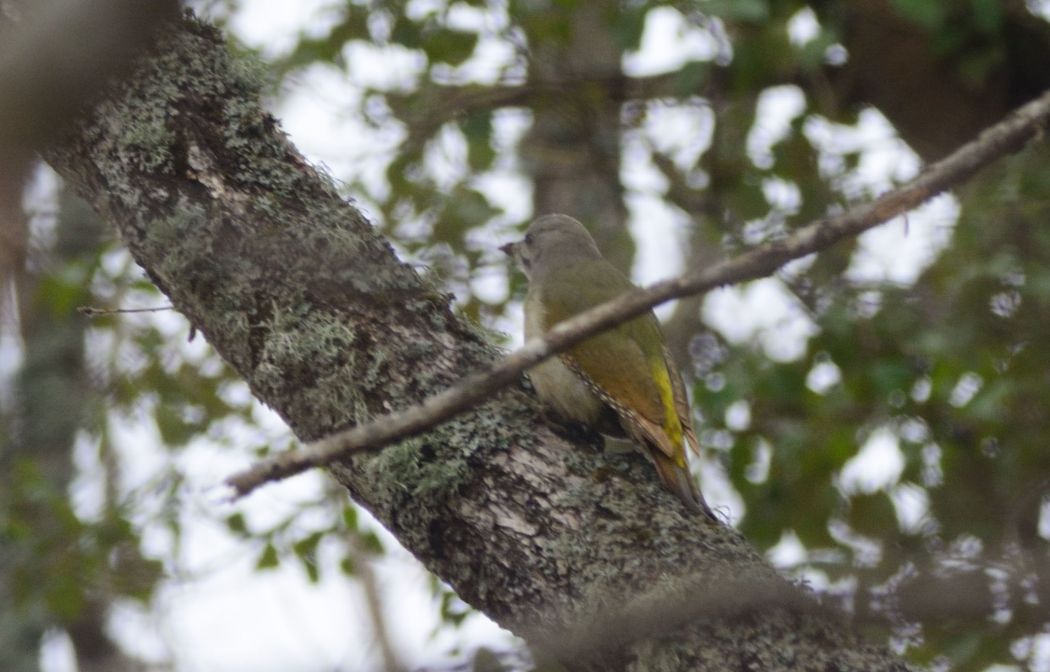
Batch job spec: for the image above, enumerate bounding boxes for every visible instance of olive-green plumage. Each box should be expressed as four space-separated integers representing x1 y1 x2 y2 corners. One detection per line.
502 214 715 519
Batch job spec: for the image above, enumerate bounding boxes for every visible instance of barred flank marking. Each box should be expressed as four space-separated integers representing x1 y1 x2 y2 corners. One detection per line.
561 354 679 461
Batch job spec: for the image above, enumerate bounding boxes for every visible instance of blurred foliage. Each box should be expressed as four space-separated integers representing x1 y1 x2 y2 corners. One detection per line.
8 0 1050 670
0 188 172 669
2 179 401 667
257 0 1050 668
2 460 161 618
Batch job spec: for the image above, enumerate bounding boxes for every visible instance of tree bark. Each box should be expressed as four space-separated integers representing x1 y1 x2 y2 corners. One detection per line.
827 0 1050 162
0 187 148 671
44 14 911 671
520 0 634 272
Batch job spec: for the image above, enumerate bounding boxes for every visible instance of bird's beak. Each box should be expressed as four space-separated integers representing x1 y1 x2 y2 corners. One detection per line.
499 242 516 257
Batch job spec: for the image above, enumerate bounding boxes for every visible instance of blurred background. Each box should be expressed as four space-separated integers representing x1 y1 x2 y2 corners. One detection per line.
4 0 1050 670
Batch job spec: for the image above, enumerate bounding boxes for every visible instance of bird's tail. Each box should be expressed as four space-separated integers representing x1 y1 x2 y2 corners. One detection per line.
651 452 717 521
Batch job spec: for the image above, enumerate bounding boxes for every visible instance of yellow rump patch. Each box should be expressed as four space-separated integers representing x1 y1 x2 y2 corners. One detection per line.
650 358 686 469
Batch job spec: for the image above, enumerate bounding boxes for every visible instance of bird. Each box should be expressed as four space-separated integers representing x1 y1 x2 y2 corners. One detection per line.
501 213 715 519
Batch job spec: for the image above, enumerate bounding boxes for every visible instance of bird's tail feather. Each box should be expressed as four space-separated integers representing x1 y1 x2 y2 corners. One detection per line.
652 452 717 521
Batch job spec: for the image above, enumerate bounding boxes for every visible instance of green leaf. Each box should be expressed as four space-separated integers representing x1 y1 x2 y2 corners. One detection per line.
612 6 648 51
391 15 423 48
702 0 768 22
36 274 88 316
423 28 479 66
283 7 370 70
359 530 384 555
342 505 359 530
256 542 279 570
154 404 197 446
888 0 944 30
226 512 248 536
45 572 85 621
439 588 471 627
434 187 500 246
459 112 495 172
870 359 913 397
294 532 323 583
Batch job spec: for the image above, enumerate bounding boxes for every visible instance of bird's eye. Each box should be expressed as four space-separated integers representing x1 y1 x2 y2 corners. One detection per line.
524 233 534 245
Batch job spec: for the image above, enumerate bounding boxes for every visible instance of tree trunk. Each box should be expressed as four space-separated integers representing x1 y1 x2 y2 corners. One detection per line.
44 14 911 671
521 0 633 272
0 185 146 671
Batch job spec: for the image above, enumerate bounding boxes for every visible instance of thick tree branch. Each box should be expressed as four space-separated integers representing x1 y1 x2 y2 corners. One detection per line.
227 87 1050 497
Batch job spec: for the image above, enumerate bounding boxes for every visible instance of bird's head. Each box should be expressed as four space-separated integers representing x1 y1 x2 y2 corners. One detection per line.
500 214 602 282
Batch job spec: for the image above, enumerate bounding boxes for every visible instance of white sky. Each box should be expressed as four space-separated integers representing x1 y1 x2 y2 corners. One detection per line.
33 1 998 670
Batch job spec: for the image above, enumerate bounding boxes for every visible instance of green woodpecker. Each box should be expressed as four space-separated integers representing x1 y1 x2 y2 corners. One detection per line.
501 214 715 519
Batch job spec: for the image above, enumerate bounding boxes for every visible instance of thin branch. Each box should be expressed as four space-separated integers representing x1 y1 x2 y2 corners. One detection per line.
77 305 174 317
225 88 1050 498
388 68 721 124
385 68 725 161
351 543 405 672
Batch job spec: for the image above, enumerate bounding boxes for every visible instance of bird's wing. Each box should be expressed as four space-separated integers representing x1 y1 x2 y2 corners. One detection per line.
665 346 701 458
543 262 685 464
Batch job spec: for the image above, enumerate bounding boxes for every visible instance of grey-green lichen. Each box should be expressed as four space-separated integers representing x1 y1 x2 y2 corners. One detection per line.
119 109 176 174
363 429 471 499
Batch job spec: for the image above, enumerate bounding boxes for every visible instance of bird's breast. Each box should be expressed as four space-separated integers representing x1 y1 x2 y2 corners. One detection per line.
524 288 605 424
529 356 605 425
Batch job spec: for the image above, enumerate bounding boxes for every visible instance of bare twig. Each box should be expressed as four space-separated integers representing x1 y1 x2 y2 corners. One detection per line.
387 68 721 126
225 88 1050 498
351 542 404 672
77 305 174 317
